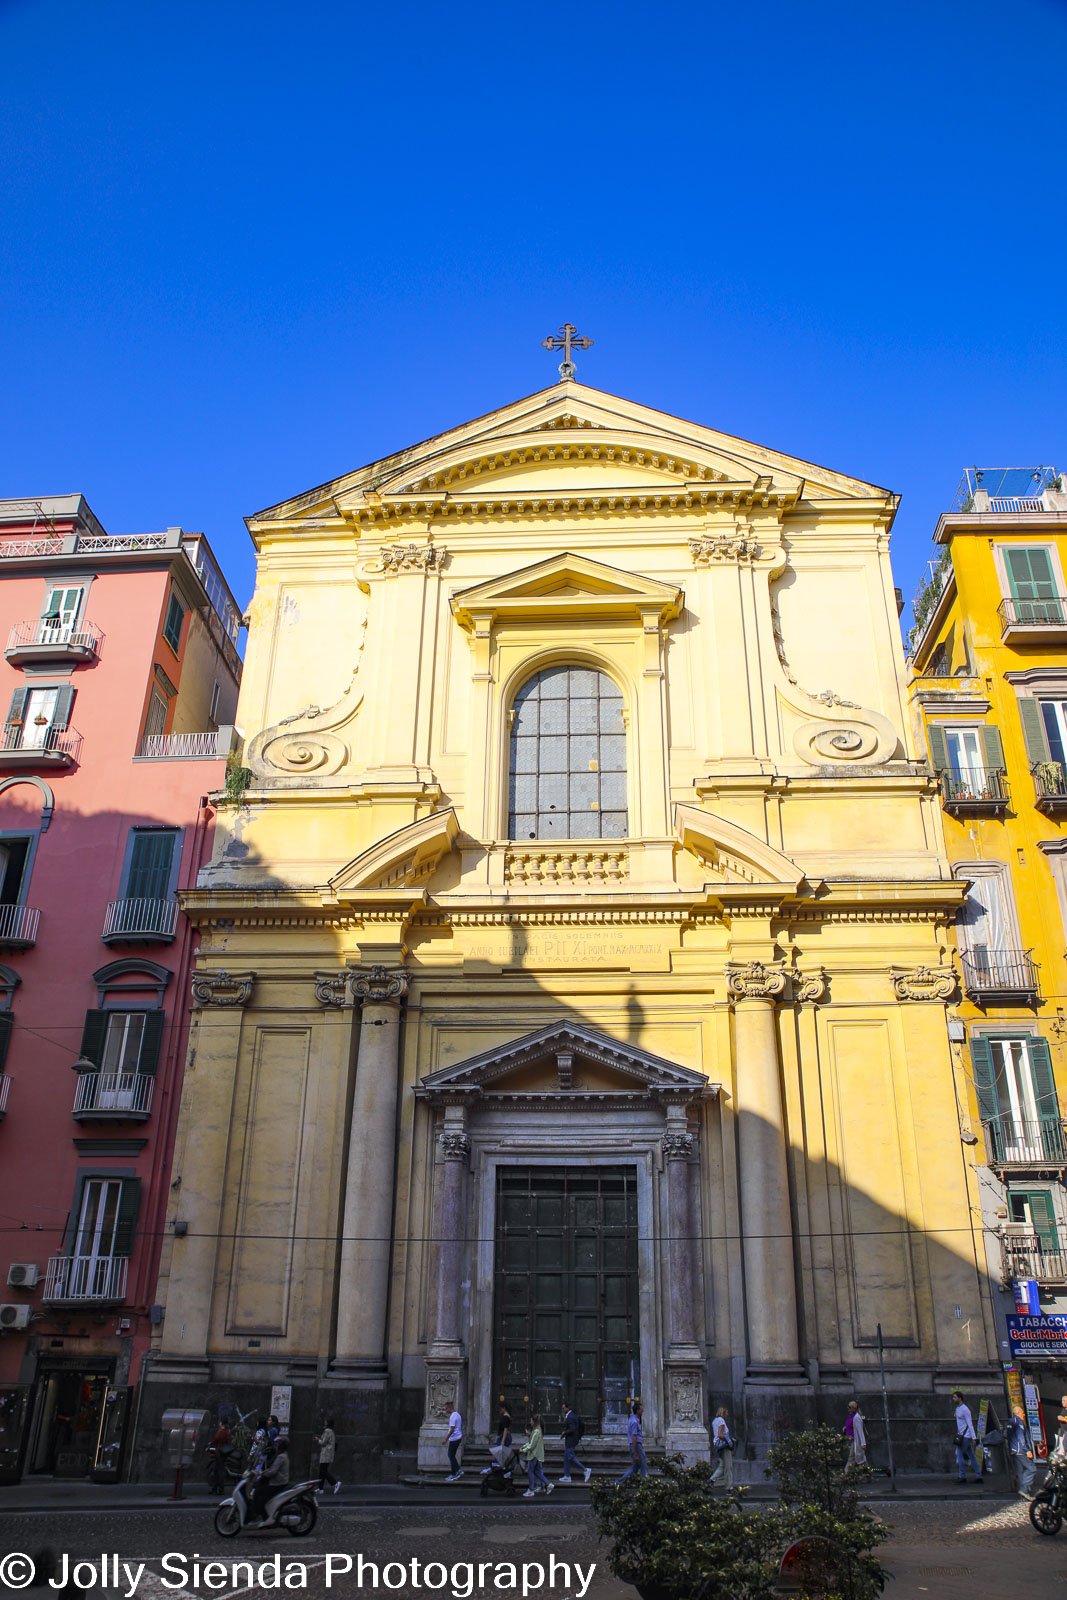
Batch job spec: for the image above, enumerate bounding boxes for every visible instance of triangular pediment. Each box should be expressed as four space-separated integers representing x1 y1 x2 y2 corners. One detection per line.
416 1021 715 1103
247 380 895 535
451 553 683 630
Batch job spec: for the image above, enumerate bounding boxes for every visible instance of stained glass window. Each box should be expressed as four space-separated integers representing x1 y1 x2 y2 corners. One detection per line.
508 665 627 839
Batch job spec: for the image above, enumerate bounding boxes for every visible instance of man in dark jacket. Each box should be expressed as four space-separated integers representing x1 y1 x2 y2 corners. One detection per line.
559 1402 591 1484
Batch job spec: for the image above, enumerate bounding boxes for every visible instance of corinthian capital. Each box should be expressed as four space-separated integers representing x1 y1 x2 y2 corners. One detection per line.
662 1130 695 1162
350 964 410 1006
190 970 254 1009
439 1130 471 1164
725 960 790 1003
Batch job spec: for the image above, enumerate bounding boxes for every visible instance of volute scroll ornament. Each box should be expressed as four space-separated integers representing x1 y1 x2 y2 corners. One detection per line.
794 969 830 1006
191 970 255 1009
891 965 959 1003
314 972 350 1008
725 960 790 1003
246 618 368 780
351 965 410 1006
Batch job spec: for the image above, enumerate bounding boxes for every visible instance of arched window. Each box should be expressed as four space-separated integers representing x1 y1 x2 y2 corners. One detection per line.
508 665 626 839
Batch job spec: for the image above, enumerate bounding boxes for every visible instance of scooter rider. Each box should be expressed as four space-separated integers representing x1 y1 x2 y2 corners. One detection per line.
251 1434 290 1525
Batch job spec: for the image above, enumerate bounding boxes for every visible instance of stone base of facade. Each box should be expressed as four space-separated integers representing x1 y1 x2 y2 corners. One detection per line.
416 1353 468 1473
663 1356 711 1463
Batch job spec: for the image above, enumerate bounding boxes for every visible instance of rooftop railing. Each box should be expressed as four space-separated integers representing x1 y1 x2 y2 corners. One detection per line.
951 465 1060 513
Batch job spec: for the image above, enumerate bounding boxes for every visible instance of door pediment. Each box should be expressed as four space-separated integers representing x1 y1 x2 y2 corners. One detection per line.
416 1021 715 1107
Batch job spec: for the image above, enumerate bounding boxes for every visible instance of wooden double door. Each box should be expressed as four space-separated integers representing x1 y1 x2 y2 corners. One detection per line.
492 1165 640 1435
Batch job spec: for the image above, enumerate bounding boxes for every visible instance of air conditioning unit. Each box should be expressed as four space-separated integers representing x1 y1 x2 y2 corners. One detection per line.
6 1264 39 1288
0 1304 31 1329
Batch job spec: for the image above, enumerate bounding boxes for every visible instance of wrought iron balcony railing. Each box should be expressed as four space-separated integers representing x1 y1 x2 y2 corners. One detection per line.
999 596 1067 635
1033 762 1067 812
984 1115 1067 1167
937 766 1009 814
5 618 102 662
0 1075 8 1118
73 1073 153 1120
43 1254 128 1303
101 897 178 943
962 948 1039 1001
1001 1232 1067 1288
0 904 40 948
0 722 82 766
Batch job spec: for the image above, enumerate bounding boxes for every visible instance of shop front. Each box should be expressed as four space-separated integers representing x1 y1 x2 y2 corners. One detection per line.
0 1355 129 1483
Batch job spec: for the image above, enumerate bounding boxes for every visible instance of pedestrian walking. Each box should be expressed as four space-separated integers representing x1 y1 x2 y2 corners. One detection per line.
520 1412 553 1497
843 1401 867 1468
619 1399 648 1481
558 1401 591 1484
951 1390 983 1484
710 1406 735 1486
314 1415 341 1495
1006 1404 1036 1498
445 1405 464 1481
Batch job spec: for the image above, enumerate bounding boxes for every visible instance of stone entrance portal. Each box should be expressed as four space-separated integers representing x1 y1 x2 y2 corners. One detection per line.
493 1165 639 1434
414 1021 717 1470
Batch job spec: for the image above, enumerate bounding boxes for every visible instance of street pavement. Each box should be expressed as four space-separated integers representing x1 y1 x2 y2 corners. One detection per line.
1 1492 1065 1600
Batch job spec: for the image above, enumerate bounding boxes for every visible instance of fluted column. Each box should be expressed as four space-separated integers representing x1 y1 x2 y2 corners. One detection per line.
332 964 409 1372
726 960 801 1374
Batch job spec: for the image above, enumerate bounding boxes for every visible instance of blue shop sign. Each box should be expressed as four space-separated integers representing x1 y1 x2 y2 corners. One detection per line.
1007 1313 1067 1359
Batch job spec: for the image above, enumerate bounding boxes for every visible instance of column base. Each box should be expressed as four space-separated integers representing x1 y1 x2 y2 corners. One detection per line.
323 1359 388 1385
417 1355 468 1473
663 1357 710 1464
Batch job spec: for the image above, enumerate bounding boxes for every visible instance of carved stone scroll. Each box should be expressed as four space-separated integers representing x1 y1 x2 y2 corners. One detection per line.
891 965 959 1002
191 970 254 1009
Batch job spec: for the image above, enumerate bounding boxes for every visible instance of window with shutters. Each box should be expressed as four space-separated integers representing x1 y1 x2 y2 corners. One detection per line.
970 1033 1063 1165
74 1007 164 1115
2 683 76 754
1017 693 1067 808
144 692 168 741
507 665 627 840
0 836 33 906
1002 546 1064 626
40 586 83 639
162 592 186 653
1009 1190 1060 1251
122 829 179 901
953 864 1037 999
928 722 1007 811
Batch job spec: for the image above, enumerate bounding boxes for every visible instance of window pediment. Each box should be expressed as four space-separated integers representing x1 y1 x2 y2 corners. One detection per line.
451 553 683 633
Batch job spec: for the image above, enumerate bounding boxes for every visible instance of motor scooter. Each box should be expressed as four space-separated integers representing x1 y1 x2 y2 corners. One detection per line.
1030 1453 1067 1536
215 1469 318 1537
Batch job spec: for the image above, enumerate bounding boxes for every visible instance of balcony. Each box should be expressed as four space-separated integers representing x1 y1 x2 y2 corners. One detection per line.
962 948 1039 1004
101 897 178 944
998 596 1067 645
937 766 1009 816
1034 761 1067 814
1001 1231 1067 1289
43 1254 128 1304
5 618 102 666
73 1072 153 1122
0 722 82 770
0 1075 8 1119
137 728 232 759
0 904 40 949
984 1115 1067 1172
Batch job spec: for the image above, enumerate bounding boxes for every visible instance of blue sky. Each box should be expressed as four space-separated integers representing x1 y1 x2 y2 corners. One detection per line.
2 0 1065 619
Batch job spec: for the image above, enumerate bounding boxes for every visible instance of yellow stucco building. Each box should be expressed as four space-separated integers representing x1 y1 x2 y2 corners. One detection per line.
909 466 1067 1404
142 378 997 1477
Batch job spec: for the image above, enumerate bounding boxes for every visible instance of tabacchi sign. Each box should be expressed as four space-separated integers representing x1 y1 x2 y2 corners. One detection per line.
1006 1313 1067 1359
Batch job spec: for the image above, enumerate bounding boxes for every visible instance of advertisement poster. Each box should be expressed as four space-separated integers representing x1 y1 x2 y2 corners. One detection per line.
1024 1379 1049 1462
269 1385 292 1427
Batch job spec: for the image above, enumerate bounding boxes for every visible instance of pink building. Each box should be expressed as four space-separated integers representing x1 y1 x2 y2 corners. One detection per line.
0 495 242 1482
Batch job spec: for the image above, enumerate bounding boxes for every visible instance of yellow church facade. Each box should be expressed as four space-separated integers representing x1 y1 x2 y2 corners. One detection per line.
143 380 997 1476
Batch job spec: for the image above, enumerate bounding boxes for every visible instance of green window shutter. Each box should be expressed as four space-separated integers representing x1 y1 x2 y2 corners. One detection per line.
927 724 949 771
138 1010 166 1075
78 1010 110 1069
125 830 177 899
980 725 1005 771
1006 547 1056 600
969 1035 1000 1123
1028 1037 1059 1122
6 687 28 728
0 1012 12 1073
112 1178 141 1258
1018 697 1051 765
1027 1191 1059 1252
51 686 75 730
